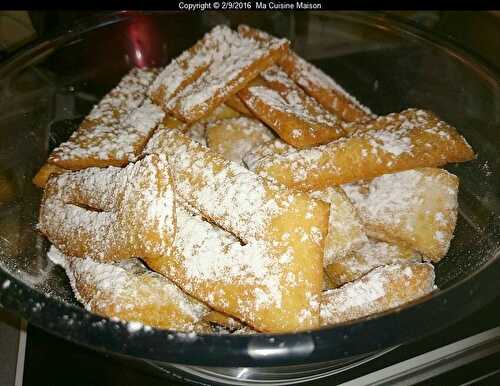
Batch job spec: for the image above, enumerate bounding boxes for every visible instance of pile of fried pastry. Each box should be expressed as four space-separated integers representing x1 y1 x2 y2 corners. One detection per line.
34 25 475 334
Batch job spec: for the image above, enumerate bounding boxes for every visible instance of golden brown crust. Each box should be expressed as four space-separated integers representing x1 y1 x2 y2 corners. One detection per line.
254 109 475 190
151 25 290 123
48 247 210 332
325 240 421 287
225 94 255 117
203 310 245 330
238 67 345 149
38 154 176 263
310 186 368 266
205 117 274 164
279 52 374 122
321 263 435 326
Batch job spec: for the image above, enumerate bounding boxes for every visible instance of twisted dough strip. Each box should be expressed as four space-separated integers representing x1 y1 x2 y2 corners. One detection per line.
238 25 374 123
239 66 345 148
49 68 164 170
150 25 289 123
38 154 176 262
144 128 329 332
48 246 210 332
253 109 475 190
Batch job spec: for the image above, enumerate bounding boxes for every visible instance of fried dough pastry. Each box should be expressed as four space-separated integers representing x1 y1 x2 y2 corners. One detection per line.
310 186 368 265
48 68 163 170
237 25 374 123
239 66 345 148
38 154 175 262
144 129 329 332
342 168 459 262
310 186 420 286
47 246 210 332
149 25 289 123
253 109 475 190
320 262 435 326
180 104 243 147
145 128 328 243
325 240 421 287
144 203 323 332
206 117 274 164
279 51 374 122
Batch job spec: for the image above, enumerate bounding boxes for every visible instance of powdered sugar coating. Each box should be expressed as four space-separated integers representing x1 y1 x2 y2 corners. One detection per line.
321 263 435 325
173 207 284 312
342 168 459 261
239 66 344 148
151 25 289 122
39 154 176 262
243 138 294 171
47 246 209 331
279 51 374 122
49 68 162 168
144 128 327 331
253 109 475 190
145 128 283 242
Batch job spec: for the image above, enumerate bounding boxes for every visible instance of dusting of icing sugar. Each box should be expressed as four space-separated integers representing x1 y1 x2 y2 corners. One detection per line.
47 246 209 331
321 263 435 325
260 65 340 126
328 239 421 286
341 167 458 260
342 170 423 223
243 138 295 172
280 52 374 117
155 25 288 121
435 212 445 223
39 154 175 262
367 129 412 156
310 186 368 265
434 231 445 242
252 108 473 188
49 68 162 165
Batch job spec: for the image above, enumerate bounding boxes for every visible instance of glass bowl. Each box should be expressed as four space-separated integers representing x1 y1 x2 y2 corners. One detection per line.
0 11 499 380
